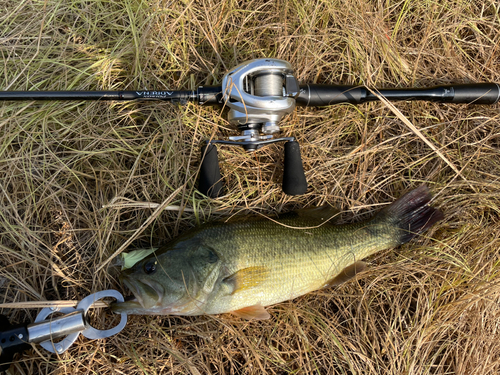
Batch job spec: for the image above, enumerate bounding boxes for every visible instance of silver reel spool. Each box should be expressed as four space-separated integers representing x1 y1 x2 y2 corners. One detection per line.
221 58 300 149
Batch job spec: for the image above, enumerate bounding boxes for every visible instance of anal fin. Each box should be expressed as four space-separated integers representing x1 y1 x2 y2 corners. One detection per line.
231 303 270 320
325 261 367 287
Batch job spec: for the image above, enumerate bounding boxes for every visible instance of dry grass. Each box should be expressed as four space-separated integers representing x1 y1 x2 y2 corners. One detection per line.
1 0 499 374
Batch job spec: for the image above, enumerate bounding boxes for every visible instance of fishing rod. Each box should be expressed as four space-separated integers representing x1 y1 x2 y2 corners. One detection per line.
1 59 499 197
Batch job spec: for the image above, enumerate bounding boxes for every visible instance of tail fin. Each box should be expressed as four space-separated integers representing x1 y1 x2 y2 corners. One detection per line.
380 185 443 245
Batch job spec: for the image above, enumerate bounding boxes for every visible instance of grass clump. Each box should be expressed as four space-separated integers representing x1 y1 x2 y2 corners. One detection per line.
1 0 500 374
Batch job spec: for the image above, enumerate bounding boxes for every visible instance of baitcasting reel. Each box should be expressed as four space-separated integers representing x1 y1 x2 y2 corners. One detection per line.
198 59 307 198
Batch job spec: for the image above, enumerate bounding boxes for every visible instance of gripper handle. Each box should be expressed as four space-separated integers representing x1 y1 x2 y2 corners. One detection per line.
0 315 31 372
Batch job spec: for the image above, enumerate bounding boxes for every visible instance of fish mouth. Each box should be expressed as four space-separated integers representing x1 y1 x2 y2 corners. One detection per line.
110 299 143 314
119 275 165 310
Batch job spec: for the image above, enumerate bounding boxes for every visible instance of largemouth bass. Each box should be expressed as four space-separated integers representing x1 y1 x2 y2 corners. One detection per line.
112 185 442 319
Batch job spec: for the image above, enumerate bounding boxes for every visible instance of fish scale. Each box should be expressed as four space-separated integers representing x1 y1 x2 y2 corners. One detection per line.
112 185 443 319
201 220 398 312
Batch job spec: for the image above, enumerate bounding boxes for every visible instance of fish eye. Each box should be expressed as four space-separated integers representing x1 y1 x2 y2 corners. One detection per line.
143 260 157 275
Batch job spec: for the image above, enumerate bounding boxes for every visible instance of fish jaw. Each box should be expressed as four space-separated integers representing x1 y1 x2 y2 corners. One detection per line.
120 275 165 310
111 299 145 314
113 274 208 316
111 298 206 316
111 298 174 315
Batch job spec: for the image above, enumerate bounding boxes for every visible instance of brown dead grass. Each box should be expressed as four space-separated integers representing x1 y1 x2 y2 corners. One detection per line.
1 0 500 374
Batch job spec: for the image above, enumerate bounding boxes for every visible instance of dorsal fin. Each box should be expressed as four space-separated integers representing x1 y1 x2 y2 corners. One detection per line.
278 205 341 225
295 205 341 223
231 303 270 320
325 261 367 287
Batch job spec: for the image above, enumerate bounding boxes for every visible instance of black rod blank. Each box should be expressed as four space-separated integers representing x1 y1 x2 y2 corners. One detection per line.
0 83 498 106
0 90 197 102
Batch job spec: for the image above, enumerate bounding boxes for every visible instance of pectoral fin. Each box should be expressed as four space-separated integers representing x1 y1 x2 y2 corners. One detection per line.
231 303 270 320
325 261 367 287
223 266 270 295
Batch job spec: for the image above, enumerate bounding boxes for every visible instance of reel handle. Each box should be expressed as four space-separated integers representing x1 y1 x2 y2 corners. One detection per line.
282 141 308 195
197 139 308 197
198 143 224 198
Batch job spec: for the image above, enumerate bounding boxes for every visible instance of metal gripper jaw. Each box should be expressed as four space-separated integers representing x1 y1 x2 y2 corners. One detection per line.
197 59 307 198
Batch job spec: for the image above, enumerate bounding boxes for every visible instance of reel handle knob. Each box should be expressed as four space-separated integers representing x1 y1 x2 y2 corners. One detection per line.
282 141 308 195
198 143 224 198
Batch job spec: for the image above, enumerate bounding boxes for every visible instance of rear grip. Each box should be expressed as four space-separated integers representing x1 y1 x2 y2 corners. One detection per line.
450 83 500 104
198 143 224 198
